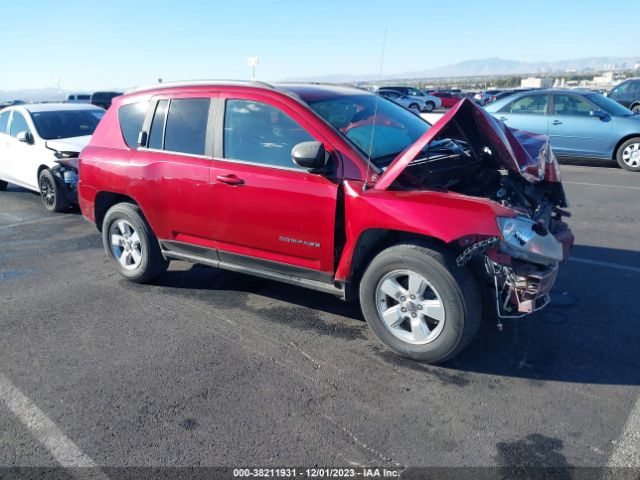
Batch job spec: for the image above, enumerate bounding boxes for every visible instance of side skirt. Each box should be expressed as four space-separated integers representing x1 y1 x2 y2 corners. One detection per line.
160 240 345 298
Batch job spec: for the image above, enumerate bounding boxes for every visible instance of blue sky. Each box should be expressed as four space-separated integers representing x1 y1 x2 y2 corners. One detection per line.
0 0 637 90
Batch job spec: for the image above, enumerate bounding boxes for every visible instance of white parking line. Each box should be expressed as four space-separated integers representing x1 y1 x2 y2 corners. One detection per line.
563 181 640 191
607 395 640 467
570 257 640 274
0 372 109 479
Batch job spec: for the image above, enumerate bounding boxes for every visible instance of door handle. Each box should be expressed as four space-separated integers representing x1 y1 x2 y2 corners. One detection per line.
216 174 244 186
499 116 508 121
552 120 562 125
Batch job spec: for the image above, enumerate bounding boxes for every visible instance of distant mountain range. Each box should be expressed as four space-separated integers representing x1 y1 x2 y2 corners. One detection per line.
2 56 638 102
282 56 640 83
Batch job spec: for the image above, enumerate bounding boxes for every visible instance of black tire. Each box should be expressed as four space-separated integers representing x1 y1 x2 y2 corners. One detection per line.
615 137 640 172
102 203 169 283
424 101 435 112
359 242 481 364
39 169 69 212
631 104 640 114
408 103 420 113
0 180 7 191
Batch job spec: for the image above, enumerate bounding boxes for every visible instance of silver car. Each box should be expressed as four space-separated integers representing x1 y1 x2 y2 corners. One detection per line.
378 89 431 113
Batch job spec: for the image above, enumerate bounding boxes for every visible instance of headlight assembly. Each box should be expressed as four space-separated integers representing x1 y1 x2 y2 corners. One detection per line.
497 216 563 266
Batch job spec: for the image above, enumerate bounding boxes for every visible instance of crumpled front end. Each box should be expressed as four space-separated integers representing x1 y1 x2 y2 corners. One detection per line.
375 99 575 318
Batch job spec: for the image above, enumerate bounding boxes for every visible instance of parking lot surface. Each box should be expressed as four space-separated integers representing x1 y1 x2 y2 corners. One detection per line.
0 164 639 473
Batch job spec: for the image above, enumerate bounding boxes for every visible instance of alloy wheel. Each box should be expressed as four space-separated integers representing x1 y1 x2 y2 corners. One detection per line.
109 220 143 270
39 175 55 208
375 269 446 345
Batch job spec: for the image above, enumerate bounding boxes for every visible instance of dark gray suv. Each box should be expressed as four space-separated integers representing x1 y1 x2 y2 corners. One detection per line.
608 78 640 113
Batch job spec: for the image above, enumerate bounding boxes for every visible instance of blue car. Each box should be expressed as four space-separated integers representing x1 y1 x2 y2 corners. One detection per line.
484 89 640 172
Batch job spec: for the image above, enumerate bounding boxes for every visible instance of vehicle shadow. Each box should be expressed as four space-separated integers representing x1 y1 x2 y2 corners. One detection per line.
154 244 640 386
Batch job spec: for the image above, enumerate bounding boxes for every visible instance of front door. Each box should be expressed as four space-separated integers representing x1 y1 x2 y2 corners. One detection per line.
209 95 339 278
6 110 40 189
549 94 612 157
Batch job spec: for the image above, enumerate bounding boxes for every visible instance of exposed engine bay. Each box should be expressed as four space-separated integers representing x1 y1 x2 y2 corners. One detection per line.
381 100 575 318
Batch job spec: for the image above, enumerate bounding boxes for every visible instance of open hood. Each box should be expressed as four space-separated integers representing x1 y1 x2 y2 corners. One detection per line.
374 99 561 190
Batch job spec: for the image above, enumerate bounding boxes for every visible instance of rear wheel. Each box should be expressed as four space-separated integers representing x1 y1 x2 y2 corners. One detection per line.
409 103 421 113
102 203 169 283
39 169 69 212
359 243 481 364
0 180 7 191
616 137 640 172
631 104 640 114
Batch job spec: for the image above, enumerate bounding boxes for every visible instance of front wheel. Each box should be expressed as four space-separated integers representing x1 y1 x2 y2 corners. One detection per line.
39 169 69 212
0 180 7 191
631 104 640 114
102 203 169 283
616 137 640 172
359 243 481 364
424 101 435 112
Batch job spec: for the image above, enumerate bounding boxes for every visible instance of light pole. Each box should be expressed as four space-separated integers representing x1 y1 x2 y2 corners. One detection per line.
247 57 259 81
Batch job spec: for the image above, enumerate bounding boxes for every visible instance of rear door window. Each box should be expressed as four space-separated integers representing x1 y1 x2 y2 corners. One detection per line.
500 94 548 115
148 100 169 150
163 98 210 155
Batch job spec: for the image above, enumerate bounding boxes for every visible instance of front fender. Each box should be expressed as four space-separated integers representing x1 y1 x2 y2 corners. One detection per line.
334 180 514 281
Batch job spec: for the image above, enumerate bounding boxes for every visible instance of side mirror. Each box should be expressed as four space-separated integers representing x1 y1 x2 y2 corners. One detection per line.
16 131 34 144
589 110 610 121
291 141 329 172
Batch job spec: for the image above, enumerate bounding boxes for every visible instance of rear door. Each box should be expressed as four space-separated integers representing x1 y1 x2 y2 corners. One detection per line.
549 93 612 157
494 93 550 137
127 94 217 244
209 93 340 278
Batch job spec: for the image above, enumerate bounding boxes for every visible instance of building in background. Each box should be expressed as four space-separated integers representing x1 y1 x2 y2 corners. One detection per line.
520 77 554 88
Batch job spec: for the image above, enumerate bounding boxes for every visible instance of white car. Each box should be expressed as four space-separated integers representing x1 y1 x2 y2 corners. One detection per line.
0 103 104 211
374 86 442 111
377 89 434 113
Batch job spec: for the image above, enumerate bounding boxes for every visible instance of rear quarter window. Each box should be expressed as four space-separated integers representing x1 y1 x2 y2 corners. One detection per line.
118 102 148 148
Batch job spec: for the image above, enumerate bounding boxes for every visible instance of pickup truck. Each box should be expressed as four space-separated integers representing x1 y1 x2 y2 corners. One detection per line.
78 81 573 363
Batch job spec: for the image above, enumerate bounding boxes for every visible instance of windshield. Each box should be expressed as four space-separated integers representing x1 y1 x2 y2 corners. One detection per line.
30 110 104 139
306 94 430 167
585 93 634 116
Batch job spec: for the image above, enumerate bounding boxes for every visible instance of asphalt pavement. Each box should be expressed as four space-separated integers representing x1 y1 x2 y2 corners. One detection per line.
0 163 638 477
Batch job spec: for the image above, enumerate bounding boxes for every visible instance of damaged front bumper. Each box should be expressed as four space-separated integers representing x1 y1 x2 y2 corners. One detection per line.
52 157 79 205
459 222 574 319
485 258 556 318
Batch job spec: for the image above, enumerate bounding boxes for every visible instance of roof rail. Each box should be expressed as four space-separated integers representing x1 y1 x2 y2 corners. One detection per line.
124 79 274 94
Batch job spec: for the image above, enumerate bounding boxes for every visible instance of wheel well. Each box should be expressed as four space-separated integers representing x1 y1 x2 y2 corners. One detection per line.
37 165 49 183
94 192 138 231
612 134 640 160
630 101 640 109
345 229 451 299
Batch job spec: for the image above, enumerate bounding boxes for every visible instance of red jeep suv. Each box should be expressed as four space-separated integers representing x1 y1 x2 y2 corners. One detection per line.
79 81 573 363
